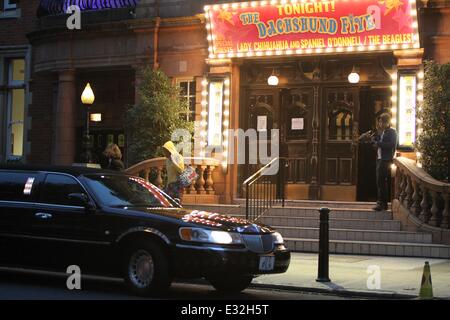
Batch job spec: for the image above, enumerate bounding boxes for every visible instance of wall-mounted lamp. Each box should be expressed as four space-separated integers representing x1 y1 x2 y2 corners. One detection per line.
348 66 360 84
90 113 102 122
268 69 279 86
81 83 95 105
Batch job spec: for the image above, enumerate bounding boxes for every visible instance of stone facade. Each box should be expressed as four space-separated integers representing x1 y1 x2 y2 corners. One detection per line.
1 0 449 202
0 0 40 163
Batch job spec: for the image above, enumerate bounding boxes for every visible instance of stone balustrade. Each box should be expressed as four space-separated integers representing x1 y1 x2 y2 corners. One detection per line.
125 157 222 196
394 157 450 229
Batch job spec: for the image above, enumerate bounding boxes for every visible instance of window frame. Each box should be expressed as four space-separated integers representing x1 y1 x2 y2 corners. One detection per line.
176 78 196 122
5 58 26 160
4 0 17 10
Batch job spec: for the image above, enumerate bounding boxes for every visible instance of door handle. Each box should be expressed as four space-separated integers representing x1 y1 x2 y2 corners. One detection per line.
35 212 53 220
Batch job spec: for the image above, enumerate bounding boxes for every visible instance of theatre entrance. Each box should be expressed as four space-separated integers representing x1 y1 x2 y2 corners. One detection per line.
238 55 393 201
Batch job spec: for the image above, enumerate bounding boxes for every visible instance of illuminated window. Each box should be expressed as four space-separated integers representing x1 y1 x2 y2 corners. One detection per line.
326 91 355 141
6 59 25 158
398 74 416 148
177 79 196 122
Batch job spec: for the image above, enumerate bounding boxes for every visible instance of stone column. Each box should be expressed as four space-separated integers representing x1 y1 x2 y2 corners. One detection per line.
52 69 76 165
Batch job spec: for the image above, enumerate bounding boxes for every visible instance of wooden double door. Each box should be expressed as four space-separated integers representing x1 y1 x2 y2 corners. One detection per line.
241 86 360 200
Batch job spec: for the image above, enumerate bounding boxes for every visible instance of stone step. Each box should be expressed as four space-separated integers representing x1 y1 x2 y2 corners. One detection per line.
233 198 380 210
259 216 402 231
274 226 432 244
268 206 393 220
284 238 450 258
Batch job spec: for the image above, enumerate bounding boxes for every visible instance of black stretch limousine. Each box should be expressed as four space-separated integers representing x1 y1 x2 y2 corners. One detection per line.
0 165 290 295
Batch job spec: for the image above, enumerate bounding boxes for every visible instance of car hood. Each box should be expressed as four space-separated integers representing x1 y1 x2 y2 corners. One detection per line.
126 206 274 234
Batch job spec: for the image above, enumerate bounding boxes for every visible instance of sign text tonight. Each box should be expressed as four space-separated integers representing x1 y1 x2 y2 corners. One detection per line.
205 0 420 57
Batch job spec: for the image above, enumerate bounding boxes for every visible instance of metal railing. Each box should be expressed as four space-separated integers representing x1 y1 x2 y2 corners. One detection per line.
244 158 286 222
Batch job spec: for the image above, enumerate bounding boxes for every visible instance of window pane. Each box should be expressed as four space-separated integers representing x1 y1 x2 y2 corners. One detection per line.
9 89 25 157
0 172 38 202
10 124 23 156
179 82 188 96
188 81 196 96
189 97 196 111
84 175 176 208
177 80 196 123
11 59 25 82
189 111 195 122
40 174 85 206
11 89 24 123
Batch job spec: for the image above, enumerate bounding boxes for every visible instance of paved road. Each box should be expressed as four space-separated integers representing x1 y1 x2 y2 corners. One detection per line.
0 267 353 300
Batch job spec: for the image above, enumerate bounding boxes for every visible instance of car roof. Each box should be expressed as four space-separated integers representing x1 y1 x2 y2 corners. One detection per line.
0 164 130 177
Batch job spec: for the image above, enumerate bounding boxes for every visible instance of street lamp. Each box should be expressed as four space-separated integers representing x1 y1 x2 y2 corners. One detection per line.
81 83 95 163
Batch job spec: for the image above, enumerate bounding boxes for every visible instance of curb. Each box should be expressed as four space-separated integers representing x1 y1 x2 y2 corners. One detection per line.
249 282 417 299
178 279 420 299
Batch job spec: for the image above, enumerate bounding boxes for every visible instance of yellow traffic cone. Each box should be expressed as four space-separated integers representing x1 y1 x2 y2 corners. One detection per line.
419 261 433 299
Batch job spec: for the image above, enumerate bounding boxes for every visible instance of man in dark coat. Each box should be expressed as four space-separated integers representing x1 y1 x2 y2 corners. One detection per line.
371 113 397 211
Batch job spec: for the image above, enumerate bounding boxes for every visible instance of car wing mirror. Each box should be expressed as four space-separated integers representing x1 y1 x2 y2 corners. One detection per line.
68 193 93 210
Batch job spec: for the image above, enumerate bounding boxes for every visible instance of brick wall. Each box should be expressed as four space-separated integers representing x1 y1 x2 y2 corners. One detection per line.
0 0 40 46
27 73 56 164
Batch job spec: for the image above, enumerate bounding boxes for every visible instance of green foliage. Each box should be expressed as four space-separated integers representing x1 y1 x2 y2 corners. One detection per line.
416 61 450 182
125 68 194 166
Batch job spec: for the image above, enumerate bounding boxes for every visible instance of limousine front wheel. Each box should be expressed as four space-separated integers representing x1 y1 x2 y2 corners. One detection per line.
124 241 171 295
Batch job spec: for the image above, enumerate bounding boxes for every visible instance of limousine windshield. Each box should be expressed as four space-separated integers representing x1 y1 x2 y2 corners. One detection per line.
83 174 179 208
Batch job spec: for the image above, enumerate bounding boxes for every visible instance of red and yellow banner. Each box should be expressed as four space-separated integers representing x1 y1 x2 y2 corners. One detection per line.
205 0 420 58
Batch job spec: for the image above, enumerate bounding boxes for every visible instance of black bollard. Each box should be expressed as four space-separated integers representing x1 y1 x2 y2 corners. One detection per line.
316 207 331 282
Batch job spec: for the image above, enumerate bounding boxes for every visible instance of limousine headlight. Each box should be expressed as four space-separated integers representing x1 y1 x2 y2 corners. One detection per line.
272 232 284 245
179 227 243 245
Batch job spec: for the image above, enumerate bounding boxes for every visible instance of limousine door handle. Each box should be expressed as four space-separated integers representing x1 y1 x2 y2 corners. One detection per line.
34 212 53 220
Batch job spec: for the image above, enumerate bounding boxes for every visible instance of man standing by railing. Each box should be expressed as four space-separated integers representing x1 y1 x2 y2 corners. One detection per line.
371 113 397 211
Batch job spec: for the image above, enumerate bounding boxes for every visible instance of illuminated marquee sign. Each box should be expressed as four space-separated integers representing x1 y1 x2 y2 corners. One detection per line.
398 74 417 148
208 81 225 146
205 0 420 58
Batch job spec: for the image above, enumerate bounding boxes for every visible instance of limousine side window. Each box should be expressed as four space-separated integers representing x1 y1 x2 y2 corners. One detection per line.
0 171 38 202
39 174 85 206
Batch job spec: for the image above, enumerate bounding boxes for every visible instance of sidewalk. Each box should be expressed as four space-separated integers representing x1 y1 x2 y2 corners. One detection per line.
251 253 450 299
